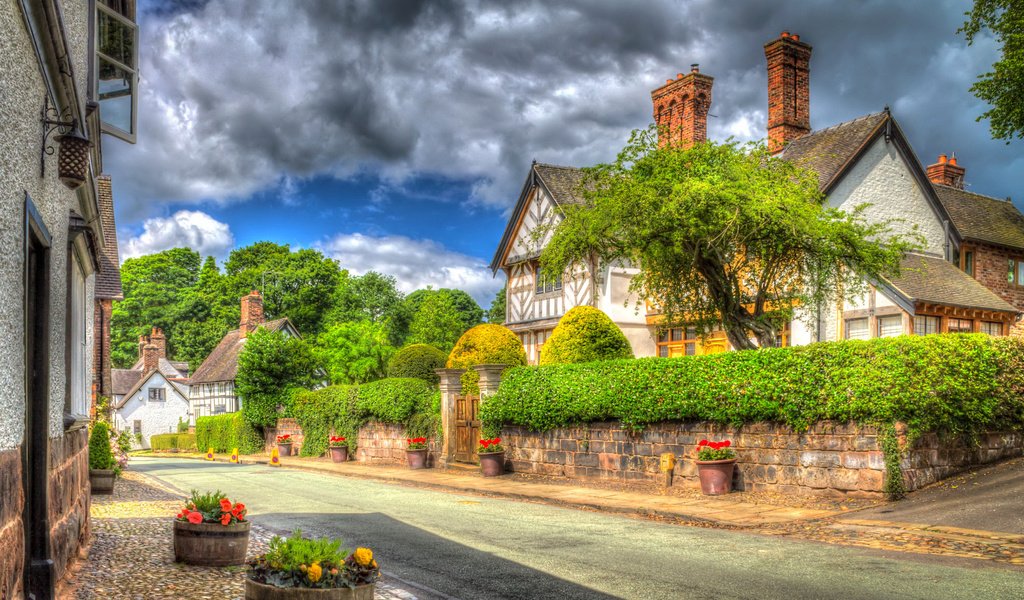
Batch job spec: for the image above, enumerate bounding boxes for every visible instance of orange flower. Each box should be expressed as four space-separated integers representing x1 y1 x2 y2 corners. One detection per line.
220 513 232 525
234 502 246 512
219 498 233 512
187 512 203 524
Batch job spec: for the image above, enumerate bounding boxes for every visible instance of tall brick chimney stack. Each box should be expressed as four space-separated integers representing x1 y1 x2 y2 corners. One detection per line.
651 63 714 149
138 334 147 362
240 290 265 337
925 154 966 189
142 342 160 373
765 32 812 154
149 327 167 359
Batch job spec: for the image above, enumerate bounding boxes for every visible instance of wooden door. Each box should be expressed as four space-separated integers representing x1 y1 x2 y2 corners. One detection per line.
454 394 480 464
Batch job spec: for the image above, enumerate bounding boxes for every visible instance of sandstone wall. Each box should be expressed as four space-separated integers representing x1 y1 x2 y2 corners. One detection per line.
0 448 24 599
50 428 90 596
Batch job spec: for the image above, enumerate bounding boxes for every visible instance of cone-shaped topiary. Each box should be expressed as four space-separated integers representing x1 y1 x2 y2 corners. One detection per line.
89 421 116 471
387 344 447 384
539 306 634 365
447 324 527 394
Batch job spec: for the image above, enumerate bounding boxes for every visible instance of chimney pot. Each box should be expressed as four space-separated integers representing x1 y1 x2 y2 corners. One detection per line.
666 79 673 84
781 31 790 38
938 154 948 164
791 34 800 41
949 155 958 166
926 153 966 189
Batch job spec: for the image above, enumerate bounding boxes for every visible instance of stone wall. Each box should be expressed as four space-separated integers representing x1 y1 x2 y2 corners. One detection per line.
355 422 439 467
500 421 1024 497
50 428 90 595
0 448 24 600
266 418 305 453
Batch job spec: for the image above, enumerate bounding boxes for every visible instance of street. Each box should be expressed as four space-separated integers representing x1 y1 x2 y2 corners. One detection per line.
134 458 1024 600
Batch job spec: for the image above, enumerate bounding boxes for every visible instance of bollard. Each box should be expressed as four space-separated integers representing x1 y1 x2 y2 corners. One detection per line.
659 452 676 490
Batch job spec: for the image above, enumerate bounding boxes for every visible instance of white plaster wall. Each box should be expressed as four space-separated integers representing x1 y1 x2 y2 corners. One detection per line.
114 373 190 448
789 312 815 347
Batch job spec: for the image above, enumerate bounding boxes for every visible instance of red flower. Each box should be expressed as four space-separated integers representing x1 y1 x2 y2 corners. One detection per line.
220 512 232 525
407 438 412 443
220 498 233 512
494 437 501 444
722 440 731 447
698 439 709 447
187 512 203 524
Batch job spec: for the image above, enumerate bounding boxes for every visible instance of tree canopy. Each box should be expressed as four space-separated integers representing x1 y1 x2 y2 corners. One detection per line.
236 328 320 426
961 0 1024 140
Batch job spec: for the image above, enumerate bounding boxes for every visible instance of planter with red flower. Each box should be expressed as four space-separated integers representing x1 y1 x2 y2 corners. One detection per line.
173 490 251 566
329 436 349 463
405 437 429 469
694 439 737 495
245 530 381 599
277 434 295 457
477 438 505 477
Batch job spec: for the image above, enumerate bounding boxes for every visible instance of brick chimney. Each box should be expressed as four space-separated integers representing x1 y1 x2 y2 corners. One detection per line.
765 31 812 154
651 63 714 149
149 327 166 359
240 290 265 337
137 334 148 362
142 342 160 373
926 154 965 189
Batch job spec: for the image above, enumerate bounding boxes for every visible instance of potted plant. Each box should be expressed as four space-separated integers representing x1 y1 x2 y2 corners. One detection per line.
246 530 380 599
329 436 349 463
694 439 737 495
89 422 117 495
277 434 294 457
405 437 429 469
477 437 505 477
173 489 251 566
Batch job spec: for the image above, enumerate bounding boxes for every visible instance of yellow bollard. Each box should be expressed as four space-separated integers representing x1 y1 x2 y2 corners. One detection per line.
230 448 239 463
659 452 676 490
205 448 214 461
269 447 281 467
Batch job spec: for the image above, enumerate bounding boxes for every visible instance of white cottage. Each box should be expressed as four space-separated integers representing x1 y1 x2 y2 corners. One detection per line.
111 328 190 446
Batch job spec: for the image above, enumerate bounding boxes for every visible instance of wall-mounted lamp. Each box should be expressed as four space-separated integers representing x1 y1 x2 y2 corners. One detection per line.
41 96 92 190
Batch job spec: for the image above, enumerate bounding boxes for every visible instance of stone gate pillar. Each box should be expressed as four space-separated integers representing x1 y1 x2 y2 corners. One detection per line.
435 368 464 468
473 364 508 399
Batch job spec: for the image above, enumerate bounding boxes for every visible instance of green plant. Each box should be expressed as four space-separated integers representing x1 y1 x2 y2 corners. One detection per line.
539 306 634 365
177 418 190 433
406 437 428 450
446 324 527 394
880 424 906 500
247 530 380 589
151 433 198 452
695 439 736 461
387 344 447 384
178 490 247 525
237 328 321 427
116 430 133 454
89 422 116 471
195 413 264 454
329 436 348 448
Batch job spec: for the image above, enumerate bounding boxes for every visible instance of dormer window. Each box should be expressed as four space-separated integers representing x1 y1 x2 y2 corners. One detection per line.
95 0 138 142
535 265 563 295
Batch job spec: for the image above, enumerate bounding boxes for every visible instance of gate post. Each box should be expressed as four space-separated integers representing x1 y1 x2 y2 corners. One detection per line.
473 364 508 399
435 369 465 468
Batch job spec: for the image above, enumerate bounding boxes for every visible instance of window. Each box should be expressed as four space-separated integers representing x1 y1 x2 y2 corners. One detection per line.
1010 259 1017 285
948 318 974 334
913 315 940 336
95 0 139 141
534 266 562 294
213 404 226 415
148 387 165 402
844 318 869 340
981 321 1003 336
877 315 902 338
133 420 141 435
68 253 88 419
963 251 974 276
656 326 698 357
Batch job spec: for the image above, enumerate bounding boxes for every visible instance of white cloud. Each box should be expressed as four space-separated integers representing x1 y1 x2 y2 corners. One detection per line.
316 233 504 305
120 210 235 261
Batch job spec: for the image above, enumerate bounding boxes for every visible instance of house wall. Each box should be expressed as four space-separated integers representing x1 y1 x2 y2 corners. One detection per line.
189 381 238 423
969 242 1024 311
114 373 190 447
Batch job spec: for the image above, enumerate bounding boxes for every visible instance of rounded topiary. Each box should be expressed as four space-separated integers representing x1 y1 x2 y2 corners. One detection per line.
539 306 634 365
88 421 115 471
387 344 447 384
447 324 527 394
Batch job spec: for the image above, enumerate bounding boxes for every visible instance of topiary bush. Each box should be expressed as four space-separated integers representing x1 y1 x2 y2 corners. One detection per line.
446 324 527 394
195 413 264 454
539 306 634 365
88 422 115 471
387 344 447 384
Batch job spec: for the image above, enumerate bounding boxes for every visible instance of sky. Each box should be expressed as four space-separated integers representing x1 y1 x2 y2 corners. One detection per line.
106 0 1023 307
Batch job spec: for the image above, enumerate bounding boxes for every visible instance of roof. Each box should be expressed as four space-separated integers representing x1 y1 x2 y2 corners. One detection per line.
113 358 191 407
94 176 123 300
113 368 191 409
189 318 295 384
933 185 1024 251
111 369 142 396
780 112 888 191
884 253 1018 313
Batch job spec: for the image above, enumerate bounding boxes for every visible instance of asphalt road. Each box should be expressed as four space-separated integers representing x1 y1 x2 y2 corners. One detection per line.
134 458 1024 600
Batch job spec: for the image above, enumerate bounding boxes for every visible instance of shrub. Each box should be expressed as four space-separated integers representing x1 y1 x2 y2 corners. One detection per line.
177 418 190 433
88 422 115 471
151 433 198 451
195 413 264 454
387 344 447 384
539 306 634 365
481 334 1024 439
446 324 527 394
237 328 321 427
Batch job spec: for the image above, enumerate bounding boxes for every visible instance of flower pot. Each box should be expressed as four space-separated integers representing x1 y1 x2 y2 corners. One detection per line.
406 448 428 469
330 446 348 463
89 469 115 495
244 579 374 600
479 451 505 477
173 519 251 566
695 459 737 495
278 443 293 457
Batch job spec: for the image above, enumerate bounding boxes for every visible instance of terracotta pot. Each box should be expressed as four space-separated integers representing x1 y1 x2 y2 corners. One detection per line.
278 443 293 457
479 451 505 477
244 579 374 600
695 459 737 495
406 448 428 469
329 446 348 463
173 519 251 566
89 469 115 495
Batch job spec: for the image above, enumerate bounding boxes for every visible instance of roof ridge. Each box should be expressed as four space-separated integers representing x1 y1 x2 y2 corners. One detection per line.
933 183 1011 203
803 111 886 138
533 162 581 171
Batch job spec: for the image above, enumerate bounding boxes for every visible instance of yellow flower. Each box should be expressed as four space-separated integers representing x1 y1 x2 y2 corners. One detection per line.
299 564 307 573
353 548 374 567
308 562 322 583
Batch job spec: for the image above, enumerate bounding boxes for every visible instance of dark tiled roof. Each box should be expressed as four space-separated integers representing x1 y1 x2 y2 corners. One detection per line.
95 176 123 300
885 253 1017 313
534 163 585 205
780 112 888 190
189 319 293 384
933 185 1024 251
111 369 142 396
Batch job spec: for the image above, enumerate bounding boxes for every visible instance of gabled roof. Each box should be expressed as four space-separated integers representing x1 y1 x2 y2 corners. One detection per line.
189 318 297 384
94 175 123 300
113 358 191 407
111 369 143 396
113 367 190 409
933 185 1024 251
781 112 888 191
882 253 1018 314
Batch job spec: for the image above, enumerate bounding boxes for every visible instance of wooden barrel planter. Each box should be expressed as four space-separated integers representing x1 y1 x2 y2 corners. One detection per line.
278 443 294 457
244 580 375 600
89 469 115 495
173 520 251 566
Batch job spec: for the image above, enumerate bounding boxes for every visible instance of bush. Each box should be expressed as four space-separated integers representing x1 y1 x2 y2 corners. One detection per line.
481 334 1024 439
539 306 634 365
387 344 447 384
151 433 198 451
195 413 264 454
237 328 321 427
88 422 115 470
447 324 527 394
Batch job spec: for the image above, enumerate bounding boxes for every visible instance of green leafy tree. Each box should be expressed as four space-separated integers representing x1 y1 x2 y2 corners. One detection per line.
387 344 447 384
486 285 506 324
171 256 238 370
236 328 321 426
539 131 918 350
314 321 395 385
407 291 465 352
961 1 1024 140
539 306 633 365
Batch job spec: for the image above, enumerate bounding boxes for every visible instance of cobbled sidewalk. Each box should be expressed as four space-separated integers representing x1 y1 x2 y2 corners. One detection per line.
67 470 419 599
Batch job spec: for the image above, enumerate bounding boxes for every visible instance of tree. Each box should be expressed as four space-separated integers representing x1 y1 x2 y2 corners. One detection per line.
961 1 1024 140
446 324 527 394
236 328 321 426
400 288 483 349
314 321 395 385
171 256 238 370
486 285 506 324
387 343 447 384
407 291 465 352
539 131 917 350
539 306 633 365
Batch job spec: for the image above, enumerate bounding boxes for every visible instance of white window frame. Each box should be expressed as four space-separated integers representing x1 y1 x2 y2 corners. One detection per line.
877 315 902 338
844 318 869 340
68 253 89 420
95 1 139 142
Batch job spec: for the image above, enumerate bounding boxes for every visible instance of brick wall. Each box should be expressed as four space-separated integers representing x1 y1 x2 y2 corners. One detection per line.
50 428 90 595
266 418 305 453
970 243 1024 311
0 448 24 599
500 421 1024 497
270 419 438 466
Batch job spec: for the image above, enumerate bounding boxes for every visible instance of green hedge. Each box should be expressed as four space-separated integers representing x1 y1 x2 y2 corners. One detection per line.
150 433 198 451
293 378 440 457
481 335 1024 439
539 306 634 365
387 344 447 384
195 413 264 454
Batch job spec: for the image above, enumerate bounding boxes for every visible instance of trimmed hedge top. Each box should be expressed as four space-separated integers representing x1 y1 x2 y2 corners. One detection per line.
481 334 1024 438
388 344 447 384
447 324 527 394
539 306 634 365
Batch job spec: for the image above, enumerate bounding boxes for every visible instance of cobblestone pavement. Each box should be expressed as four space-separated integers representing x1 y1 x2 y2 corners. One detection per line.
67 470 419 599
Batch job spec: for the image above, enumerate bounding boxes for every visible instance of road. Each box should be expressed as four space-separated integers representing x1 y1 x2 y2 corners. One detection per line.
134 457 1024 600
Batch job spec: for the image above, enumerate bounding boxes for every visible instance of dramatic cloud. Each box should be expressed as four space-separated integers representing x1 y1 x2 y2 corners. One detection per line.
120 210 235 261
316 233 504 305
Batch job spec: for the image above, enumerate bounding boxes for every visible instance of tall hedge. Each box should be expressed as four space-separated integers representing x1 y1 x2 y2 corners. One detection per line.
481 334 1024 439
447 324 527 394
387 344 447 384
195 413 264 454
539 306 634 365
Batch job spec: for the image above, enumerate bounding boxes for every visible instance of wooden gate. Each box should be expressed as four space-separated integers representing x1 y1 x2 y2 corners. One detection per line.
454 394 480 464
